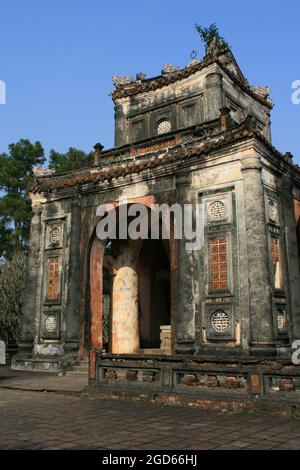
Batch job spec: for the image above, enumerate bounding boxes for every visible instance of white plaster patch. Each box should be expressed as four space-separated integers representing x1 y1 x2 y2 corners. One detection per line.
118 182 150 200
192 162 241 189
34 343 64 356
261 168 277 188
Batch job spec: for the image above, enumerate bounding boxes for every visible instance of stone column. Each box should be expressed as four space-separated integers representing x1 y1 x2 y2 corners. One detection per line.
175 173 196 355
241 154 275 355
279 172 300 340
114 102 127 147
204 72 224 122
64 197 82 359
18 203 42 356
112 247 139 354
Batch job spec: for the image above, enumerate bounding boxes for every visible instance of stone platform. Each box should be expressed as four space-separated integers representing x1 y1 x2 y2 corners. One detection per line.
89 353 300 417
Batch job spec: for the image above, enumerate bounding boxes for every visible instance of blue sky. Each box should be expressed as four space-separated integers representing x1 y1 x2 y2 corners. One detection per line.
0 0 299 164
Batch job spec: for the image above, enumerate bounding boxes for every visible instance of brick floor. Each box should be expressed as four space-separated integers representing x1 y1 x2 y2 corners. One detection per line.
0 366 87 392
0 388 300 450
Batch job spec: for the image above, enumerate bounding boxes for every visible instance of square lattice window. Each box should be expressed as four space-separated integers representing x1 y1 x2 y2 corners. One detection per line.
210 238 228 291
46 257 60 301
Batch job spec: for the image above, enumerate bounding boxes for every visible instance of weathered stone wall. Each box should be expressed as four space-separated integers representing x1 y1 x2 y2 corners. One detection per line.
13 135 300 373
115 62 271 147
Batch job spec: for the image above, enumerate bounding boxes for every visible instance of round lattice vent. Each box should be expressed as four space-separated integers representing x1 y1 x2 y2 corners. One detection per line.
277 312 286 332
45 315 57 333
208 201 226 221
157 119 171 135
50 226 61 245
268 200 278 223
211 310 230 333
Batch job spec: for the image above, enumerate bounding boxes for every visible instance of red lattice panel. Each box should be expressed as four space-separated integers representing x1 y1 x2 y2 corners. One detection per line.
47 257 59 300
210 238 228 290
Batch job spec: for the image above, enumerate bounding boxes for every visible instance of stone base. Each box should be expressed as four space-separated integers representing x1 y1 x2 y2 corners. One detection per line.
275 346 291 358
89 386 300 418
11 355 63 373
90 353 300 411
249 344 277 357
175 340 197 355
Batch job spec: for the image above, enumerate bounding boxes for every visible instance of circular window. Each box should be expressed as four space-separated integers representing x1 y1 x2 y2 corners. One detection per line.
50 226 61 245
157 119 171 135
211 311 230 333
277 312 286 332
268 200 278 223
45 314 57 333
208 201 227 221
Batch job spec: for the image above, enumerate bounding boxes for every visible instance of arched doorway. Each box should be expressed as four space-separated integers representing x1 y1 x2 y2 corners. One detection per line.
87 204 173 355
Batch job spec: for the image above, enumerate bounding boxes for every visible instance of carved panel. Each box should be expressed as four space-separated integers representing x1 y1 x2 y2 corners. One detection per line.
274 306 288 338
157 119 171 135
211 310 230 333
41 311 60 340
44 252 62 304
47 257 59 301
45 220 65 250
268 199 279 225
208 201 227 221
206 304 234 341
203 192 232 226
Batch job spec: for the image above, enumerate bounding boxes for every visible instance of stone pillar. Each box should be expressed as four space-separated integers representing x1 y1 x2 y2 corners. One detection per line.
241 155 275 355
114 103 127 147
279 172 300 340
112 247 139 354
64 197 82 359
18 203 42 356
175 173 196 355
204 72 224 122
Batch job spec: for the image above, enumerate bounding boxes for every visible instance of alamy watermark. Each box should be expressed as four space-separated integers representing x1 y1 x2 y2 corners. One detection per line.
96 202 204 251
0 80 6 104
291 80 300 104
292 341 300 365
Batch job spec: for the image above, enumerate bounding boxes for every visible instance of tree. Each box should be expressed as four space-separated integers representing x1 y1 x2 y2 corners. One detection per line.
49 147 92 172
0 251 27 345
0 139 45 259
195 23 230 54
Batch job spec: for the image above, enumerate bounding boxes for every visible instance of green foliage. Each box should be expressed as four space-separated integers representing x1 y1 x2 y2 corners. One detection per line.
195 23 230 53
0 139 45 259
49 147 92 172
0 251 27 345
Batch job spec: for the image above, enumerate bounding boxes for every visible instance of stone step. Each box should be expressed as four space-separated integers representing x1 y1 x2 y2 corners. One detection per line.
65 360 89 377
70 365 89 372
139 349 168 355
66 370 88 378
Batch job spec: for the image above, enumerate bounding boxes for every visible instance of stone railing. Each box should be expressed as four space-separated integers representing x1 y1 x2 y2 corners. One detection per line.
89 353 300 412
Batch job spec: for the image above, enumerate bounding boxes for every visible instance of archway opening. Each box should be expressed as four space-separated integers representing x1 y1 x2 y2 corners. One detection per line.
138 239 171 351
88 205 173 355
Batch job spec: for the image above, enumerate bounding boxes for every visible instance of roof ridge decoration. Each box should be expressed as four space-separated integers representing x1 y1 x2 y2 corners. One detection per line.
111 24 273 109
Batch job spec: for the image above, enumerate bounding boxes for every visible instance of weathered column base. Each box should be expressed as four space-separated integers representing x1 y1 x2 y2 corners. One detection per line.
63 340 79 358
249 342 276 357
11 354 63 373
63 340 80 368
16 340 34 357
175 339 197 355
275 346 292 359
